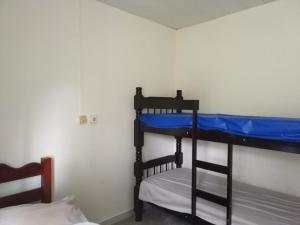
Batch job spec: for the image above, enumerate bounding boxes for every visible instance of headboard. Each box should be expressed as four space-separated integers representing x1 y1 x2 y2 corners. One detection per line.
0 157 52 208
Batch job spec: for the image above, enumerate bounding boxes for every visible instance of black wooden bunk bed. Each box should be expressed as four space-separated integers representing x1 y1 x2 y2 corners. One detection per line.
133 87 300 225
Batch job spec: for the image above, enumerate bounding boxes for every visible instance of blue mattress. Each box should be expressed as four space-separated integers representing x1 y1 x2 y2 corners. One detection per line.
140 113 300 143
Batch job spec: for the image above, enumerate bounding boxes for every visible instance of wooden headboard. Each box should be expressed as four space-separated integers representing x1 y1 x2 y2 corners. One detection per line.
0 157 52 208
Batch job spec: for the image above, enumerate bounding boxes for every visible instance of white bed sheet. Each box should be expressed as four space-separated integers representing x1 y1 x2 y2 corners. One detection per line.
0 196 99 225
139 168 300 225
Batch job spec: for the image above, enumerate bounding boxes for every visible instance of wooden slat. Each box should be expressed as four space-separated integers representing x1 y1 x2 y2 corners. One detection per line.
143 155 175 170
196 160 228 175
135 97 199 111
196 189 228 207
0 163 41 184
0 188 42 208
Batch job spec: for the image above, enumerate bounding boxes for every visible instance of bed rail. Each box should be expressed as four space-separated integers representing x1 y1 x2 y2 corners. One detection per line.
142 155 175 177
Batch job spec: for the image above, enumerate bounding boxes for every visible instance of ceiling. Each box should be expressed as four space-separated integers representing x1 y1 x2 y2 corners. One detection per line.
98 0 275 29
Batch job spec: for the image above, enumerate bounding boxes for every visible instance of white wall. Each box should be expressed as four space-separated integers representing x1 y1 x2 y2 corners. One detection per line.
76 0 175 222
0 0 175 222
0 0 81 198
175 0 300 196
1 0 300 223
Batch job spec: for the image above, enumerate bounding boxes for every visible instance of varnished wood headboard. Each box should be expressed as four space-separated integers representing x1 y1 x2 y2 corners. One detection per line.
0 157 52 208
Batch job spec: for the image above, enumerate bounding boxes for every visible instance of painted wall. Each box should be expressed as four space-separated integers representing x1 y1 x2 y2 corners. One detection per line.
175 0 300 196
0 0 81 199
0 0 175 222
77 0 175 222
1 0 300 223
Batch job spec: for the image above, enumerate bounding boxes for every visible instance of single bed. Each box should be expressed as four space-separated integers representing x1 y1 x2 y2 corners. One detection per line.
0 157 98 225
139 168 300 225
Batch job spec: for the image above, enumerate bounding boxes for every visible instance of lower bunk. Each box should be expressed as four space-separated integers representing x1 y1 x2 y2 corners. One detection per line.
139 168 300 225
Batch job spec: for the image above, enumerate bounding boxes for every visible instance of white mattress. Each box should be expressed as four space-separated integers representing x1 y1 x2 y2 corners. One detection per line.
0 196 99 225
139 168 300 225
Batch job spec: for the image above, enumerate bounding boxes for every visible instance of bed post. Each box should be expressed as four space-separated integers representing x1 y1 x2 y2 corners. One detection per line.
134 87 144 221
175 90 183 168
227 144 233 225
191 103 198 221
41 157 52 203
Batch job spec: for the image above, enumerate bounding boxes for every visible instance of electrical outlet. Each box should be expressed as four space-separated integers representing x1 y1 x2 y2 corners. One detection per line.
88 114 97 124
79 115 87 125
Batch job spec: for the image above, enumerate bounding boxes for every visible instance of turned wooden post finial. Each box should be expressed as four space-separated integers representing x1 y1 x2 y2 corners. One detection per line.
176 90 182 99
136 87 142 95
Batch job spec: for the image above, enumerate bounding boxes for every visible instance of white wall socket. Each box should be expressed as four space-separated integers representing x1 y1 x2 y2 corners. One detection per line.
88 114 97 124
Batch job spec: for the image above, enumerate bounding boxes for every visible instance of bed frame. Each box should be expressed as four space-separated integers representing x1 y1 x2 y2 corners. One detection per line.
134 87 300 225
0 157 52 208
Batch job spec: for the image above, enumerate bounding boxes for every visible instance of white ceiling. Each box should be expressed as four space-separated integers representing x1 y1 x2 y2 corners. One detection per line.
98 0 276 29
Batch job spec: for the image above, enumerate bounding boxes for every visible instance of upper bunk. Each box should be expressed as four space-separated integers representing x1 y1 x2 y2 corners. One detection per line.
134 87 300 154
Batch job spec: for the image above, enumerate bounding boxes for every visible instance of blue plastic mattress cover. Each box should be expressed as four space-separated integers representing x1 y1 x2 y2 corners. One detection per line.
140 113 300 143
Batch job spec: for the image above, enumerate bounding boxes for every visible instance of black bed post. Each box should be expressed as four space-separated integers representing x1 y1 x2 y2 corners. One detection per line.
134 87 144 221
191 103 198 222
175 90 183 168
227 144 233 225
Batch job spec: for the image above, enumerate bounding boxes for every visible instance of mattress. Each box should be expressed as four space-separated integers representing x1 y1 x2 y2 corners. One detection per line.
139 168 300 225
140 113 300 143
0 196 99 225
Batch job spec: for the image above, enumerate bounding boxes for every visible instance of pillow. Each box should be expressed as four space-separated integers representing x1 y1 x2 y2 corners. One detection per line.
0 196 88 225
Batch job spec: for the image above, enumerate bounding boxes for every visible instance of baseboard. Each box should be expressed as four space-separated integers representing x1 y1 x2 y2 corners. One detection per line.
99 209 134 225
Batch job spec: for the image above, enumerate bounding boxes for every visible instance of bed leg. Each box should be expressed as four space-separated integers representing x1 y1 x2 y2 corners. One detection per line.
175 137 183 168
134 160 144 221
134 185 144 221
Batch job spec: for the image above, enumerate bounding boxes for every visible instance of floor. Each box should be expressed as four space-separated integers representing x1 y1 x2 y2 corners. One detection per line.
114 205 190 225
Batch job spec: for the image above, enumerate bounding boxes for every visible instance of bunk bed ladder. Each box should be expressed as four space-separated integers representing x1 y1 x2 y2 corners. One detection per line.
192 143 233 225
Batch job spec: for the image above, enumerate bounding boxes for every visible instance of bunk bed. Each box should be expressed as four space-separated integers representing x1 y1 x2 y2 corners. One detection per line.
133 87 300 225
